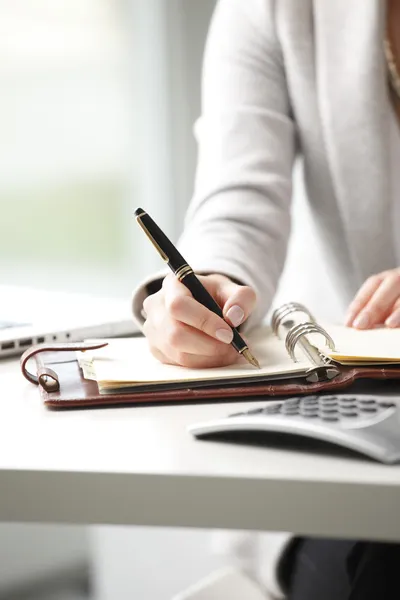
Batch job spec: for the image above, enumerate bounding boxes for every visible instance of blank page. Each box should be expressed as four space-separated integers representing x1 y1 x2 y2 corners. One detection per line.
78 326 309 390
320 323 400 363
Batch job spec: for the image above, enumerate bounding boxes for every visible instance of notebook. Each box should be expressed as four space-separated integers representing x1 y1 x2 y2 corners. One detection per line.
19 302 400 408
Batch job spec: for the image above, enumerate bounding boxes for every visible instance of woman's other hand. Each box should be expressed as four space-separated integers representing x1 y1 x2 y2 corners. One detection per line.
142 273 256 368
345 269 400 329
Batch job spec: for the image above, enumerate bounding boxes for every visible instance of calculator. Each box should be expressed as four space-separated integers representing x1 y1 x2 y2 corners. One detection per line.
188 394 400 464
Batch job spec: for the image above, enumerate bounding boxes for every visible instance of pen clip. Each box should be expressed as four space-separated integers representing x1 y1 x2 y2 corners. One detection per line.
135 212 169 262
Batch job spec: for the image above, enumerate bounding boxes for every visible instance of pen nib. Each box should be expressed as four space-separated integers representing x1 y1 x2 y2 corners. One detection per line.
242 348 261 369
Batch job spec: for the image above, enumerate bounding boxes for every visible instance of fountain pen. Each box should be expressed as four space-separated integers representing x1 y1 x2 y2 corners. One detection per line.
134 207 260 368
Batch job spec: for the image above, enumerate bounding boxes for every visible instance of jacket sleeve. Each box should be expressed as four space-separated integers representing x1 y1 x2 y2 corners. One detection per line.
132 0 296 330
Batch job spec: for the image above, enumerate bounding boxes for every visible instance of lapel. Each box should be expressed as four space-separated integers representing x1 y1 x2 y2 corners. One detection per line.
313 0 396 285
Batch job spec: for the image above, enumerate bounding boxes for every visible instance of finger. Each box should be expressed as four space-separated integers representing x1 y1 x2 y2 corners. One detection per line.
166 329 253 369
352 272 400 329
163 319 235 356
142 287 163 321
162 275 234 344
143 309 242 367
143 296 235 357
146 320 239 366
385 297 400 327
168 346 241 369
148 344 178 366
202 275 256 328
345 275 383 326
386 308 400 328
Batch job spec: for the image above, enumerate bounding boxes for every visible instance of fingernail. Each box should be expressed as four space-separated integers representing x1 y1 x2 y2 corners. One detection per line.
216 329 233 344
386 314 400 327
344 309 355 326
353 313 370 329
226 305 244 327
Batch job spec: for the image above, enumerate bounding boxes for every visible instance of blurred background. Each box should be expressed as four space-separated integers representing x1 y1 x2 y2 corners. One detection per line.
0 1 338 598
0 0 223 600
1 1 226 599
0 0 211 297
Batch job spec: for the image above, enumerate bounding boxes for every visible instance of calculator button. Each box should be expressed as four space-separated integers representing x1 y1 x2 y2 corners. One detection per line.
320 399 338 408
321 414 339 421
301 396 318 405
282 403 299 413
320 406 338 414
320 403 339 411
339 409 358 417
300 408 319 416
320 396 337 402
340 398 357 407
285 399 300 407
358 399 376 405
359 405 378 413
262 405 281 415
378 401 396 409
339 403 357 411
282 408 298 415
301 398 318 406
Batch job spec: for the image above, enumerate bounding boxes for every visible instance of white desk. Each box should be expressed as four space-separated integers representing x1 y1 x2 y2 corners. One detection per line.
1 358 400 542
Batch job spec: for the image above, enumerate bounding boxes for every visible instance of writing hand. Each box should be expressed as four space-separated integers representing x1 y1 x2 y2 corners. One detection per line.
142 273 256 368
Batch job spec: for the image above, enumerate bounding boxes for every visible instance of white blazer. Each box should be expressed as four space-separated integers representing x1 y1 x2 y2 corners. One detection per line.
132 0 396 596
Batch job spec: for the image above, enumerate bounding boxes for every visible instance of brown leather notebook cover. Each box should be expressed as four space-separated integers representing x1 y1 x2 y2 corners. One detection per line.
20 341 400 409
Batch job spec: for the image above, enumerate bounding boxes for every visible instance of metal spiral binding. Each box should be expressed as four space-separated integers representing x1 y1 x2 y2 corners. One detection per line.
271 302 340 382
285 322 336 362
271 302 316 338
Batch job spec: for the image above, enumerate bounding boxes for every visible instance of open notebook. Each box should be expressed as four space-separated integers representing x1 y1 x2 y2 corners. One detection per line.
76 302 400 394
19 301 400 408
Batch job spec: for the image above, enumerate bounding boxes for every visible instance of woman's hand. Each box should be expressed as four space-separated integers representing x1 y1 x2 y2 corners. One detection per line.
142 273 256 368
345 269 400 329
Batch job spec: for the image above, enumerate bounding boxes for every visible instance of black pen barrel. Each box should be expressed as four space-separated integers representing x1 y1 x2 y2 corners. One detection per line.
180 272 246 353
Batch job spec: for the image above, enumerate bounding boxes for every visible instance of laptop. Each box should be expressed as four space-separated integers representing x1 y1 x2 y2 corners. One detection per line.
0 284 140 358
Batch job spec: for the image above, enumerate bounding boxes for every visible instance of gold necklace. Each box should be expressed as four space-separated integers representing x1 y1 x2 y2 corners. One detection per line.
384 35 400 100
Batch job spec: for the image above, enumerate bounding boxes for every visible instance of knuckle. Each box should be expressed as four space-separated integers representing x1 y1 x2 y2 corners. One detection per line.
350 299 362 311
162 273 174 288
166 295 187 318
143 291 161 315
368 301 385 314
242 285 257 305
149 347 171 365
367 274 379 285
142 295 152 313
196 314 209 333
166 323 184 348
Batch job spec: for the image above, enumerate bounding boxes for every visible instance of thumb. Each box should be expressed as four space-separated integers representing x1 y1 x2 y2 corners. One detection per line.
209 275 257 328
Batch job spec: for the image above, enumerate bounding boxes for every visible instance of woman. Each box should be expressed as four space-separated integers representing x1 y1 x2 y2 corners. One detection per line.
133 0 400 597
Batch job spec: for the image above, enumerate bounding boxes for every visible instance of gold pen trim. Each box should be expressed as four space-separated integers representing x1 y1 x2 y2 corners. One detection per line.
135 213 169 262
175 264 193 281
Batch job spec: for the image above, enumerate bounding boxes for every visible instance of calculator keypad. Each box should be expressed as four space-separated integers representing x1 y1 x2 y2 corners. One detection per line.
229 395 396 424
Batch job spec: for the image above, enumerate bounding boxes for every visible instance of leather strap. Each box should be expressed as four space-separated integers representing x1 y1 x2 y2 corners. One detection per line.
20 341 108 392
